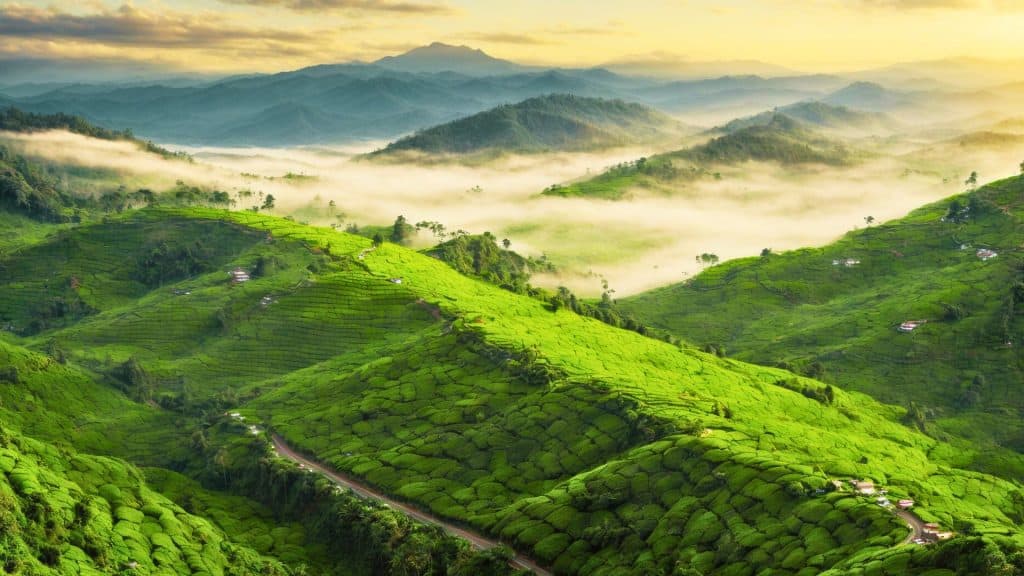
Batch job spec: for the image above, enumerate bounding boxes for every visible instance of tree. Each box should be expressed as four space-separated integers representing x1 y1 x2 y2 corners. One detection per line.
502 238 511 250
390 215 410 244
0 366 18 384
959 375 986 409
1020 160 1024 175
372 232 384 247
965 171 979 190
864 215 875 226
946 199 964 223
760 248 772 258
261 194 275 211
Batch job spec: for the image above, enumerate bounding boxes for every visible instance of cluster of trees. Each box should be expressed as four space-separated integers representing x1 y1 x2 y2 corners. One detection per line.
957 374 988 409
548 286 654 338
0 145 79 221
111 356 154 403
696 253 720 267
414 219 470 242
773 377 836 405
945 192 996 224
415 227 662 343
134 239 214 287
426 232 544 293
21 277 96 334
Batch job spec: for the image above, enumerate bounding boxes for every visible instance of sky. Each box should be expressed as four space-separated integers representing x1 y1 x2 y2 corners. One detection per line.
1 0 1023 74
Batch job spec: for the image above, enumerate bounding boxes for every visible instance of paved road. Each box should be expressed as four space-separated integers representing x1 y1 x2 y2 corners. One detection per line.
271 434 551 576
895 508 927 545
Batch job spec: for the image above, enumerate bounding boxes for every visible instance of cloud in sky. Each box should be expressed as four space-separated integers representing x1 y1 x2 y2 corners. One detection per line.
220 0 453 14
459 32 556 46
0 0 1023 74
856 0 1024 9
0 4 315 47
457 24 622 47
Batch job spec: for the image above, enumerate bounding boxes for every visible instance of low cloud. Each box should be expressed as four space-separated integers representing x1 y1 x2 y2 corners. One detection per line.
6 114 1023 298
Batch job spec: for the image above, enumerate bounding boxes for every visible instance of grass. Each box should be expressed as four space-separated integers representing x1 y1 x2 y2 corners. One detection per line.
2 203 1023 574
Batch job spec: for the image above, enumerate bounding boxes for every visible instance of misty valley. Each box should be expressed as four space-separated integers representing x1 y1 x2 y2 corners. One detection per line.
2 10 1024 576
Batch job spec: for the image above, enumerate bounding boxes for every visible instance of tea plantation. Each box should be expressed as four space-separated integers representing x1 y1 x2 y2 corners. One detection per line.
0 426 290 574
1 194 1023 574
621 174 1024 474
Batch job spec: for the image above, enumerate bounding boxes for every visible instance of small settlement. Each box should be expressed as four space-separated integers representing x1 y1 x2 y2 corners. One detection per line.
843 479 953 546
976 248 998 261
898 320 927 333
230 267 251 284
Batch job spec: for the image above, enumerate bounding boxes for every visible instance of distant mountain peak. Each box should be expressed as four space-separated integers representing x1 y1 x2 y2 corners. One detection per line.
374 42 525 76
415 42 486 55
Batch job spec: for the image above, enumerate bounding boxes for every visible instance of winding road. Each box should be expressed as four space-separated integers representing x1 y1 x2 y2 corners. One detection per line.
895 508 927 545
273 432 931 574
270 434 552 576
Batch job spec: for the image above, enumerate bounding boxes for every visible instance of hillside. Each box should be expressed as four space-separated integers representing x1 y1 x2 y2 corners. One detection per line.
544 114 856 200
946 131 1024 149
717 101 895 135
0 426 294 574
621 175 1024 463
0 107 188 160
370 94 687 157
1 204 1023 574
821 82 918 112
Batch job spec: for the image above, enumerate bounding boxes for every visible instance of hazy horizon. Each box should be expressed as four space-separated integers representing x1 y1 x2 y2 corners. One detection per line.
3 0 1024 83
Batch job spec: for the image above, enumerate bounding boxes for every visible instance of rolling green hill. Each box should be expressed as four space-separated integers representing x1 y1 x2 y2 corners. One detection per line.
543 114 858 200
2 204 1023 575
717 102 895 134
621 175 1024 464
370 94 687 158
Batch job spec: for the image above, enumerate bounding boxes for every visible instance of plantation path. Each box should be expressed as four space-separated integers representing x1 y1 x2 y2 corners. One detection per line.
271 434 551 576
895 508 927 545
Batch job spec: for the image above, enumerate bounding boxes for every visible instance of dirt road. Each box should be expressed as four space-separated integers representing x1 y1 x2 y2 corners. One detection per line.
270 434 551 576
895 508 927 545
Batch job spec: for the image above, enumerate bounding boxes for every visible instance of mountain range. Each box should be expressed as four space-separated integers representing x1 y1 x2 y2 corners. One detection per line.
1 43 1017 147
